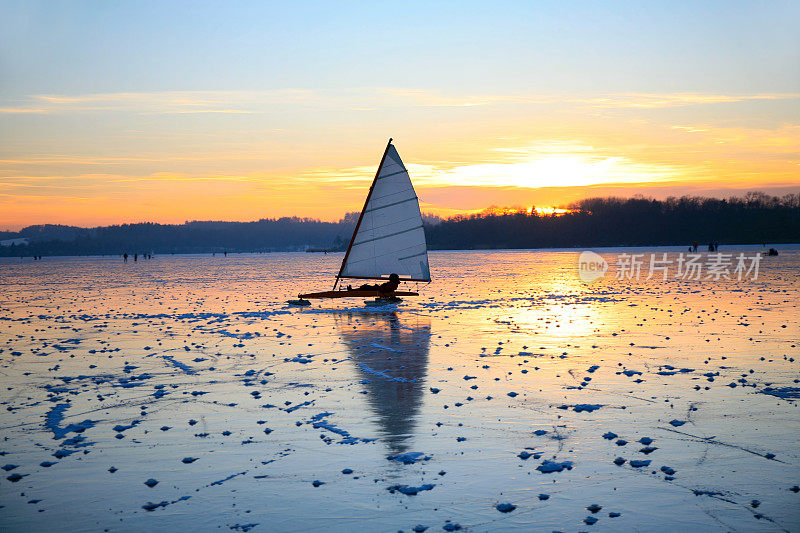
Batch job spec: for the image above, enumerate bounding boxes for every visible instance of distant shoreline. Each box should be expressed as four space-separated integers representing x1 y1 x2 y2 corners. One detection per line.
3 193 798 257
1 243 798 262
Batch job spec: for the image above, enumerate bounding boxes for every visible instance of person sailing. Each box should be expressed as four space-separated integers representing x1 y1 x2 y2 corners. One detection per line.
350 273 401 297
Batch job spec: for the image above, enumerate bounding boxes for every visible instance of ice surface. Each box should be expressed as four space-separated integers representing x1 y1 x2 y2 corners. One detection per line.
0 248 798 531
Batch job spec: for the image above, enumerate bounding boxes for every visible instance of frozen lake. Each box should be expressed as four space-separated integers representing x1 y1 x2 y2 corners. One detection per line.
1 248 798 532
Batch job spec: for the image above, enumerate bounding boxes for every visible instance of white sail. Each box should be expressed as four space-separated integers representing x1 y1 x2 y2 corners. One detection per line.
339 142 431 282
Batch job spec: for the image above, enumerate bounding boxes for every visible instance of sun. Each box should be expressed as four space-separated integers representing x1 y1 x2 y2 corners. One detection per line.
411 141 679 191
532 206 574 216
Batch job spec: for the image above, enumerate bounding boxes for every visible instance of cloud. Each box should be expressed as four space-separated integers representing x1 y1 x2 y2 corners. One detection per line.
3 89 796 115
294 141 685 190
0 151 286 166
0 89 320 115
0 107 48 114
162 109 257 115
576 93 800 109
371 88 557 108
115 173 261 183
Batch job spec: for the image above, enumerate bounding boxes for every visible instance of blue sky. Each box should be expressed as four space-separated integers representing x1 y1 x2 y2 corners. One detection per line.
3 1 797 96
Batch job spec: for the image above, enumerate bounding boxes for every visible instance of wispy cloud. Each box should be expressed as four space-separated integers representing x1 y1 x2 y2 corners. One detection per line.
0 90 319 115
162 109 257 115
296 140 685 190
371 88 557 108
577 93 800 109
115 172 261 183
664 123 800 153
3 89 796 115
0 152 283 166
0 107 48 114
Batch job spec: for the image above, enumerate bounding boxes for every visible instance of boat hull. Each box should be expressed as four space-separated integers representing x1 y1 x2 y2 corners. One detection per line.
298 290 419 299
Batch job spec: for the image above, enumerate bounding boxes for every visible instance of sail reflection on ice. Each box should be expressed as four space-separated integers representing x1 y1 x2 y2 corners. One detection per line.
334 312 431 453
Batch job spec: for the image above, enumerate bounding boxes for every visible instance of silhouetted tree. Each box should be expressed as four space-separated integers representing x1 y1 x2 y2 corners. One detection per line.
1 192 797 257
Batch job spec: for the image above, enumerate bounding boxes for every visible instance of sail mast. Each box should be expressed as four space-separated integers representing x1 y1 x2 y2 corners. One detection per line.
333 138 393 291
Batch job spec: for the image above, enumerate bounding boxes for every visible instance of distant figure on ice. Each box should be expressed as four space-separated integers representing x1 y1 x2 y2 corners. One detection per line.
123 253 128 262
765 248 779 256
134 253 138 261
692 242 698 252
350 273 401 297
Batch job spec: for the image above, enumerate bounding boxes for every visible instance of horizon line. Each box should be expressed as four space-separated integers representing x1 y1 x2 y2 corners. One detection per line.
3 188 798 233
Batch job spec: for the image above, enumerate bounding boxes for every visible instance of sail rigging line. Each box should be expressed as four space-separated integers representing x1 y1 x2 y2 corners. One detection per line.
347 243 423 266
333 138 394 291
353 214 421 234
363 196 418 214
352 224 424 247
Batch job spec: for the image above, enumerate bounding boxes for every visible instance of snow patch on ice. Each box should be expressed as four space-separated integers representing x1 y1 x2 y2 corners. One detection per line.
44 404 96 440
387 451 431 465
356 362 417 382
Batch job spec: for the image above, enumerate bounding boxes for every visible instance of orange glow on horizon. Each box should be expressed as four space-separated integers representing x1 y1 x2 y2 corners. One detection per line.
2 92 799 230
532 206 574 216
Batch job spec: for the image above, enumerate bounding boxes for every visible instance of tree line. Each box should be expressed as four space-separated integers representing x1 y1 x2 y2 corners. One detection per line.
425 192 800 249
1 192 797 257
0 217 356 257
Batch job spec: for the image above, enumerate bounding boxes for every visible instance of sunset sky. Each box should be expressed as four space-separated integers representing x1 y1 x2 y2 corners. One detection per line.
1 1 798 230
